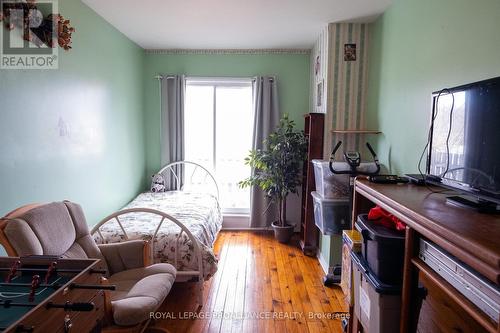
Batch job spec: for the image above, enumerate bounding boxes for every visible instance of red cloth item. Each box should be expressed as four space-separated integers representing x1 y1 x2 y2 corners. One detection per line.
368 206 406 231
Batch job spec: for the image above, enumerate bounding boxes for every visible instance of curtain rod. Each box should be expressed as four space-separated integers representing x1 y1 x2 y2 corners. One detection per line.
155 75 275 82
155 75 176 80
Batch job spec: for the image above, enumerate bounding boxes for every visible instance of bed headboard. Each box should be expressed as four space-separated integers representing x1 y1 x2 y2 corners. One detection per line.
155 161 220 200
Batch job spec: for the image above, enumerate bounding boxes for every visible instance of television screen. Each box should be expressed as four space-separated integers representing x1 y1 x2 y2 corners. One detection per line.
428 77 500 199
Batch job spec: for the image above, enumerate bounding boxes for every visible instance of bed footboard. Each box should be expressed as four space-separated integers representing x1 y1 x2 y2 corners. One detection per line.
90 208 205 306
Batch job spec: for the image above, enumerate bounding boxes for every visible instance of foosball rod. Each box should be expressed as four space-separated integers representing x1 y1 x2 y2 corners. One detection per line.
0 300 38 308
0 282 116 291
0 282 61 288
46 301 95 311
0 325 34 333
0 267 107 274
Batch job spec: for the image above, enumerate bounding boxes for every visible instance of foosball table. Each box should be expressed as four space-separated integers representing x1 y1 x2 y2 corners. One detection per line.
0 256 113 333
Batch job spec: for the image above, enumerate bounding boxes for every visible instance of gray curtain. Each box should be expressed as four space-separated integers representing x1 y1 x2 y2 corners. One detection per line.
160 75 185 190
249 76 280 228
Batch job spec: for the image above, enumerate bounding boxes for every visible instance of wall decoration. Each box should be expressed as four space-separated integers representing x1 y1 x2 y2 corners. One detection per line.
314 54 320 76
316 80 323 107
344 43 356 61
310 26 328 113
52 14 74 50
0 0 75 50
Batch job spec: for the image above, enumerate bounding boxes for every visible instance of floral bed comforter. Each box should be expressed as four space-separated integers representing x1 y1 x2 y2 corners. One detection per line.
93 191 222 279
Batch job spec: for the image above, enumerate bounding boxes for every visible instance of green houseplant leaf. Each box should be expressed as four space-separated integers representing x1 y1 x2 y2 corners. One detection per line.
239 114 308 227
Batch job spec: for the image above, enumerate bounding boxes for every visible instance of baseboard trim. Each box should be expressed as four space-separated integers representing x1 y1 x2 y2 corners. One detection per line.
221 227 271 231
317 251 329 275
222 215 250 229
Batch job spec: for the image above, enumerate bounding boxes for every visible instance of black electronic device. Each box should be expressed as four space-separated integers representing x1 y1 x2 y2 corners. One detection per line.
404 174 426 185
369 175 409 184
426 76 500 211
405 174 443 186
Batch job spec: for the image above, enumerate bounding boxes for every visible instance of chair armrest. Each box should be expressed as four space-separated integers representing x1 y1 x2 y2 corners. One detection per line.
98 240 151 275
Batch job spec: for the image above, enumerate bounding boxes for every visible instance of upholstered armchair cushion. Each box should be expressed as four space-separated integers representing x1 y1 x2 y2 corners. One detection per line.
3 219 44 256
98 240 148 275
108 263 176 326
4 202 105 260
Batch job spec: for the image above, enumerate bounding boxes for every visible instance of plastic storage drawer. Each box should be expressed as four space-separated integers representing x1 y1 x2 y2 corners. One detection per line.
311 159 350 199
355 214 405 285
352 251 402 333
311 191 349 235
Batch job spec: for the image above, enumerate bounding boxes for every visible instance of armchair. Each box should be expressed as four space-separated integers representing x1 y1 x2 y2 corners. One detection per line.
0 201 176 332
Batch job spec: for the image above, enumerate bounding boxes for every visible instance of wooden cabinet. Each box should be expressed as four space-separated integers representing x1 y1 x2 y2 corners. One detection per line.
300 113 324 256
414 260 489 333
349 179 500 333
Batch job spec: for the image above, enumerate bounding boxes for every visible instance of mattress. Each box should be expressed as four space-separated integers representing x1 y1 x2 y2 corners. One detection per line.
93 191 223 279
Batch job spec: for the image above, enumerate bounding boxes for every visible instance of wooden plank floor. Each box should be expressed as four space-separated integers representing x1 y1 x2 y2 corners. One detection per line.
152 231 348 333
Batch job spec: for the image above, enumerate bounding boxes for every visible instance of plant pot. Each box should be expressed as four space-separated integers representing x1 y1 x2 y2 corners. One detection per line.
271 221 295 243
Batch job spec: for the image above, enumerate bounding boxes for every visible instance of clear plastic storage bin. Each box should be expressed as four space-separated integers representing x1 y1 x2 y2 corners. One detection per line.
311 191 350 235
311 160 350 199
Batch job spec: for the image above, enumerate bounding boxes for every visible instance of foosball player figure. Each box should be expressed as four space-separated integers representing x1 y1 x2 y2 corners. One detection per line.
44 261 57 284
28 275 41 302
5 260 21 283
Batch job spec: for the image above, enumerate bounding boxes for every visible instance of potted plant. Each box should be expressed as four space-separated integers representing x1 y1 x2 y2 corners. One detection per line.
239 114 307 243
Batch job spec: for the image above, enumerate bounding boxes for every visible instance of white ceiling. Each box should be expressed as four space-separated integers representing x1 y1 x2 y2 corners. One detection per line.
82 0 392 50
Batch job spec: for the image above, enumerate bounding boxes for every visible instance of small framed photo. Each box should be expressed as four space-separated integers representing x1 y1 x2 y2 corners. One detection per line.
344 43 356 61
316 80 323 107
315 55 320 76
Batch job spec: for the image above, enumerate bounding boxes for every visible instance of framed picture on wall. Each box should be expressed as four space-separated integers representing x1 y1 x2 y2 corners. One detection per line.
315 54 320 76
316 80 323 107
344 43 356 61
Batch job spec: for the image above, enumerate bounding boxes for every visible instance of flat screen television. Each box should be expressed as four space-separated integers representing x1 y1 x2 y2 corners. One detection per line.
427 76 500 208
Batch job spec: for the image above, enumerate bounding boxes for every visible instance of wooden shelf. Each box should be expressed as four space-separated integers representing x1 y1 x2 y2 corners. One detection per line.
300 113 324 257
413 258 497 333
349 179 500 333
331 129 381 134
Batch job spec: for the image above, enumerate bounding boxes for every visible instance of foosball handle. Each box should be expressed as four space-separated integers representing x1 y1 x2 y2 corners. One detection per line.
46 301 95 312
89 269 107 275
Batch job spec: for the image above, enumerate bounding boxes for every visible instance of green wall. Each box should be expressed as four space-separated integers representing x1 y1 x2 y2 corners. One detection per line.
143 53 310 177
366 0 500 174
0 0 145 251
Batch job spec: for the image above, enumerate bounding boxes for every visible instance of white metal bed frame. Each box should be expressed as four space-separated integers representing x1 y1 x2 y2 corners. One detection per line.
90 161 220 306
157 161 219 200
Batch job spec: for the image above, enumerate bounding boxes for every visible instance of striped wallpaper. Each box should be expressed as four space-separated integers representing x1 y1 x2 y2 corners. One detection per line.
310 23 372 272
323 23 371 158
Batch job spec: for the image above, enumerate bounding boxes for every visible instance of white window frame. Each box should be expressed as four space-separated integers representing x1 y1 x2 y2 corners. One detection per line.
184 77 253 218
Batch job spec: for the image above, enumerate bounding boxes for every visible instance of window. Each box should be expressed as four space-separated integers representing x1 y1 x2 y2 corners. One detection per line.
184 78 253 214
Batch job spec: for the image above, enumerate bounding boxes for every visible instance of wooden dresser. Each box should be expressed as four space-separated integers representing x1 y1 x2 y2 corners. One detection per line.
350 178 500 333
300 113 324 256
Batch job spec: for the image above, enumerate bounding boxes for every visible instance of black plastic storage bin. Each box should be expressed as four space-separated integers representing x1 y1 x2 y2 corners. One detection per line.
355 214 405 285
